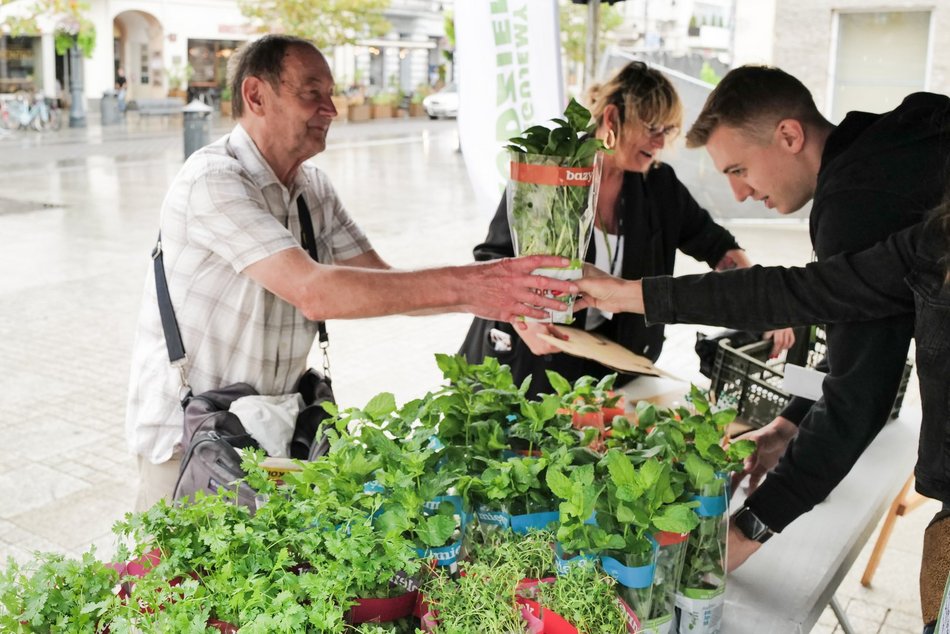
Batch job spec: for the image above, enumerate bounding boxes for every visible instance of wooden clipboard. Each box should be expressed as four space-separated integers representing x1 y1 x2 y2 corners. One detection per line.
536 325 676 379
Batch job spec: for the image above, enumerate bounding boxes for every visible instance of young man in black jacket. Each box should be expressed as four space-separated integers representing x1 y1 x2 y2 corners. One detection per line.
575 193 950 634
679 67 950 575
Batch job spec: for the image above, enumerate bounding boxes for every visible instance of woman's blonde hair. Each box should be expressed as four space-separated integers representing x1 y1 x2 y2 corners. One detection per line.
586 61 683 136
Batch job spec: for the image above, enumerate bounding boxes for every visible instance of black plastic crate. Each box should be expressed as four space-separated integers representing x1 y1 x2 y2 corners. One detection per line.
707 328 913 428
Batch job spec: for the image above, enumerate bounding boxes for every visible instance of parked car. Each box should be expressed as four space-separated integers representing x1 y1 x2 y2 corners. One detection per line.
422 83 458 119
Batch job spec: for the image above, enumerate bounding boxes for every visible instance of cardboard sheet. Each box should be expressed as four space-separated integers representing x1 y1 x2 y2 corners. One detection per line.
536 325 674 378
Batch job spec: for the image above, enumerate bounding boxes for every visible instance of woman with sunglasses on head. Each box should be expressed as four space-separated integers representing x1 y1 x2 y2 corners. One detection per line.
460 61 794 396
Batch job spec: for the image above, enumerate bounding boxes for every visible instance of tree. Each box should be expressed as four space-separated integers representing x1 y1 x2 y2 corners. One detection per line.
559 0 623 66
442 10 454 64
0 0 96 57
700 60 721 86
238 0 392 51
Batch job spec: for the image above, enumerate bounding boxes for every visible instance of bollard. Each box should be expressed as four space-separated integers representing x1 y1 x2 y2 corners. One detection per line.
100 91 121 126
183 100 213 161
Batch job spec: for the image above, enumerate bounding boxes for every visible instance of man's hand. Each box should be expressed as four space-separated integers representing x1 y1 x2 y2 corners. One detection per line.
462 255 580 322
727 522 763 571
574 276 644 314
733 416 799 493
764 328 796 358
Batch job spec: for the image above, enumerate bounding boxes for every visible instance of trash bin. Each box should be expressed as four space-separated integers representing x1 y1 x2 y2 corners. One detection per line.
100 91 121 126
183 99 213 160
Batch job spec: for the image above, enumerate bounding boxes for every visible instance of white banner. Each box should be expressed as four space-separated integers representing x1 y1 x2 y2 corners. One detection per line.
455 0 564 215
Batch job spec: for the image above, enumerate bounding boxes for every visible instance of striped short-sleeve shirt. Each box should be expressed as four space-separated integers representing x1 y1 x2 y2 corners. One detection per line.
125 124 372 463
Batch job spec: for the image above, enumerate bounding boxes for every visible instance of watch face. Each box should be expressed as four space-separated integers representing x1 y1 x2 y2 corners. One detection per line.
735 507 772 543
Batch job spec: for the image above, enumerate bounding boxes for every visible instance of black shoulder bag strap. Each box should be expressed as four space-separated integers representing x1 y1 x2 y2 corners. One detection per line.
152 194 330 406
296 196 331 378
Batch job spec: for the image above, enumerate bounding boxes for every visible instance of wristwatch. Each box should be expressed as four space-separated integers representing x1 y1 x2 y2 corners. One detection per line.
732 505 775 543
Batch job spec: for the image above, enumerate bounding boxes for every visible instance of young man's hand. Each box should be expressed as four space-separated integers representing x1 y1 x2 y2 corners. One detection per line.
574 276 644 315
732 416 799 493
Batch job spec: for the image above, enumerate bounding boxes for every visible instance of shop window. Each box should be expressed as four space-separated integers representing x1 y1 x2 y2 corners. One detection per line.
831 11 931 122
187 39 240 88
140 44 149 85
0 36 40 94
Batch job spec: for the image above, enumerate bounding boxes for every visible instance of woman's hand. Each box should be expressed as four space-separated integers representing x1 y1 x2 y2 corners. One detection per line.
514 321 568 355
582 262 611 278
764 328 796 358
716 248 752 271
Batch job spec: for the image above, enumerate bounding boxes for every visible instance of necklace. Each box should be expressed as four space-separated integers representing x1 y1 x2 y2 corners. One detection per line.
598 197 624 276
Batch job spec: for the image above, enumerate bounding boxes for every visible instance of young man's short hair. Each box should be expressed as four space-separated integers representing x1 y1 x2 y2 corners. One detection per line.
686 65 827 148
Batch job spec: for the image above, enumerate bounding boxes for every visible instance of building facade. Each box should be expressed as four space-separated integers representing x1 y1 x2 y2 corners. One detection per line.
1 0 451 106
770 0 949 122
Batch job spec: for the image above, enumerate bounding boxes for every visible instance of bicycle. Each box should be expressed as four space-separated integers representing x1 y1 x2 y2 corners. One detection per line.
1 91 61 131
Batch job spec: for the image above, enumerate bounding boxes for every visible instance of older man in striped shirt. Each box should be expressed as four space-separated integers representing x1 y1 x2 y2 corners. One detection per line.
126 34 574 510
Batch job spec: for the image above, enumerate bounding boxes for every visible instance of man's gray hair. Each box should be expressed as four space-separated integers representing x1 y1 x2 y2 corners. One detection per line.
227 34 319 120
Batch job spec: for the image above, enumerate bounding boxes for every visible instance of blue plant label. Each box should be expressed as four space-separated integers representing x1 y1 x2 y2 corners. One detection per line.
416 538 463 566
601 554 656 589
691 493 727 518
476 507 511 529
423 495 463 515
554 543 596 575
511 511 559 534
363 481 385 494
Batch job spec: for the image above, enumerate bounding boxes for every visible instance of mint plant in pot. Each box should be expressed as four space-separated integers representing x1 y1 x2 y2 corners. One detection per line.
459 446 572 540
670 388 755 634
598 450 699 632
505 99 604 324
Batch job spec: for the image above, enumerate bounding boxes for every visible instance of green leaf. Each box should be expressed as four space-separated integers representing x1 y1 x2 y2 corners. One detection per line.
546 467 573 500
712 409 738 429
693 422 720 458
417 515 457 548
728 438 757 461
604 450 636 488
363 392 396 420
575 464 595 488
684 453 715 490
563 98 593 132
546 370 573 396
616 503 638 524
652 504 700 534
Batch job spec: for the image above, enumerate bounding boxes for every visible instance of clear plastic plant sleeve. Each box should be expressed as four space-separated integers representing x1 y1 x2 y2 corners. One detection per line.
674 478 729 634
641 531 690 634
507 151 602 324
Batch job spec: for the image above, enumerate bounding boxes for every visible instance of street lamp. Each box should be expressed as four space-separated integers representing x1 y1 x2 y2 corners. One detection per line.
49 11 90 128
68 42 86 128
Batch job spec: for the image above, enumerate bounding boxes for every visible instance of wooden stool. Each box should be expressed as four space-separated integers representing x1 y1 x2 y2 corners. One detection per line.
861 475 930 587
